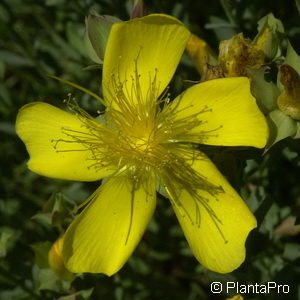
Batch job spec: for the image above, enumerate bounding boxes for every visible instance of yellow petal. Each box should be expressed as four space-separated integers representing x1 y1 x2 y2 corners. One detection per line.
103 14 190 108
62 173 156 275
16 102 111 181
171 77 268 148
48 237 74 281
164 152 256 273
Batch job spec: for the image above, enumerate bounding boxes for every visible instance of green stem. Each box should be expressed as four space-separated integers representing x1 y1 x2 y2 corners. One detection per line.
219 0 236 26
48 75 106 105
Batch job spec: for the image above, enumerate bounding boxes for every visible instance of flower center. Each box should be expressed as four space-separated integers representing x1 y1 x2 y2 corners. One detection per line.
53 93 226 242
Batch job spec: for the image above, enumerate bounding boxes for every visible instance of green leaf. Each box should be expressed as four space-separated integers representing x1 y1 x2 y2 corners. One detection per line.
34 13 80 61
266 109 297 149
285 41 300 75
292 121 300 139
0 50 32 67
82 64 102 71
128 257 150 275
0 231 12 257
58 288 94 300
0 83 11 110
205 16 237 41
0 61 5 79
296 0 300 14
0 286 32 300
31 212 52 228
66 22 86 57
283 243 300 261
45 0 65 5
248 68 280 113
37 268 70 292
84 29 103 64
0 199 20 216
50 193 75 228
219 0 236 26
254 196 274 226
31 241 52 269
0 3 10 23
258 203 281 235
0 122 15 135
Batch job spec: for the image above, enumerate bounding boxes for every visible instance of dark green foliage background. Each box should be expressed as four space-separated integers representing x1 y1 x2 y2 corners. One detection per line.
1 0 300 299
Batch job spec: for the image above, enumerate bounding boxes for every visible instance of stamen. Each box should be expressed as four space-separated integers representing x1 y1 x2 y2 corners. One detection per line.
54 53 227 243
160 148 227 243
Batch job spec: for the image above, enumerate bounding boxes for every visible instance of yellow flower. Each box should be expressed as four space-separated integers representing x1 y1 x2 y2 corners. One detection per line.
16 14 268 276
277 64 300 120
219 33 265 77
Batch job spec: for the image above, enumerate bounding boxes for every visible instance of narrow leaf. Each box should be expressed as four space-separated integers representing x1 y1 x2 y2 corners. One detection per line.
48 75 105 105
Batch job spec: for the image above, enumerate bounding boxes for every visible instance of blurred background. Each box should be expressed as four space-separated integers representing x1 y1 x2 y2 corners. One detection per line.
1 0 300 299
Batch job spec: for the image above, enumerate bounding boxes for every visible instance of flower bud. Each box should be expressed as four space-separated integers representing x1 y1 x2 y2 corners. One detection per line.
84 14 122 63
254 13 284 60
219 33 265 77
130 0 147 19
277 64 300 120
48 237 73 281
255 27 279 60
